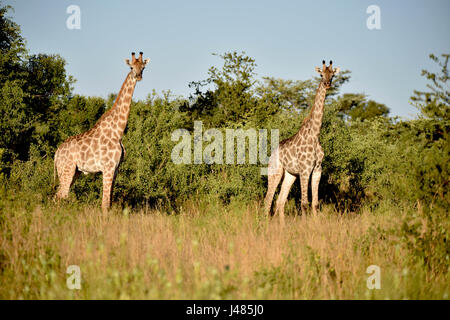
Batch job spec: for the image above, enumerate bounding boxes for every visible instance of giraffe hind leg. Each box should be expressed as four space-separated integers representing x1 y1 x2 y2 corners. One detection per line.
275 170 297 222
55 162 77 200
264 166 283 216
264 150 284 216
299 172 311 215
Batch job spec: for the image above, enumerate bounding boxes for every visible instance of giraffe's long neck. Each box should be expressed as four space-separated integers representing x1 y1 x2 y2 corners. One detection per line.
107 72 137 139
307 81 327 137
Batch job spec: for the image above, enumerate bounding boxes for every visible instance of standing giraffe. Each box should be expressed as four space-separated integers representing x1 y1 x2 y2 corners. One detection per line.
264 60 340 220
54 52 150 212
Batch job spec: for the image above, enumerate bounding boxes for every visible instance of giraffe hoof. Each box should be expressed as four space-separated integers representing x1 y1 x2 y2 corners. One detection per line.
313 204 319 215
301 204 308 215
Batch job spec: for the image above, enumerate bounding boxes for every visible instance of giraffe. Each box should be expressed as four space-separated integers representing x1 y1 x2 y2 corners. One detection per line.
54 52 150 212
264 60 340 220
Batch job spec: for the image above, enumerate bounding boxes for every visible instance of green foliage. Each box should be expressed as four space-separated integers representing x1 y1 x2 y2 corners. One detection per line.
0 53 74 164
411 54 449 121
319 110 394 210
0 80 29 162
256 77 315 111
337 93 390 121
184 51 277 127
255 69 351 113
8 145 55 201
0 4 74 173
56 95 106 141
400 206 449 275
117 94 195 207
395 53 449 276
0 3 26 83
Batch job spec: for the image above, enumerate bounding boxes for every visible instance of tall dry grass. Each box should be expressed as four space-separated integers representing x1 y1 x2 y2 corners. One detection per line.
0 198 448 299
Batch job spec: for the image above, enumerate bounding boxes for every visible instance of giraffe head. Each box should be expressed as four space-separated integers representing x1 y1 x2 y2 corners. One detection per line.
125 52 150 81
315 60 340 88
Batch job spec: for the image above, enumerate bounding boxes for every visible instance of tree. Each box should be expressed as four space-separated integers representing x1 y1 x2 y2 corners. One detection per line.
23 54 75 155
256 70 352 114
255 78 315 112
0 3 75 175
185 51 263 127
0 54 75 160
0 3 26 83
0 3 28 172
410 53 449 121
55 95 106 141
337 93 390 121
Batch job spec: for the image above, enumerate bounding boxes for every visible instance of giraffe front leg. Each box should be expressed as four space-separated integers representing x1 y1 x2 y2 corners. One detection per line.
311 165 322 215
101 161 121 213
299 172 310 215
101 168 116 213
311 146 324 215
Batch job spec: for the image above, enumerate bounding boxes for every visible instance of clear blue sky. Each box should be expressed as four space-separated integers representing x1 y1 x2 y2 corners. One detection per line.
5 0 450 118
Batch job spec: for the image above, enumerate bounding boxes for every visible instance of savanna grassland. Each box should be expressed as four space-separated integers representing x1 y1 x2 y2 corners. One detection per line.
1 196 448 300
0 4 448 300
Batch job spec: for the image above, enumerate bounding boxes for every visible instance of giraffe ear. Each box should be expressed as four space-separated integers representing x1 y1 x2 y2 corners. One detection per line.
125 59 131 66
144 58 150 65
315 67 322 74
333 67 340 75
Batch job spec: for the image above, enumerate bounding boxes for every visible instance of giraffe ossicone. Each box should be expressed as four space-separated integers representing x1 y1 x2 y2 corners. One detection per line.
54 51 150 212
264 60 340 221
